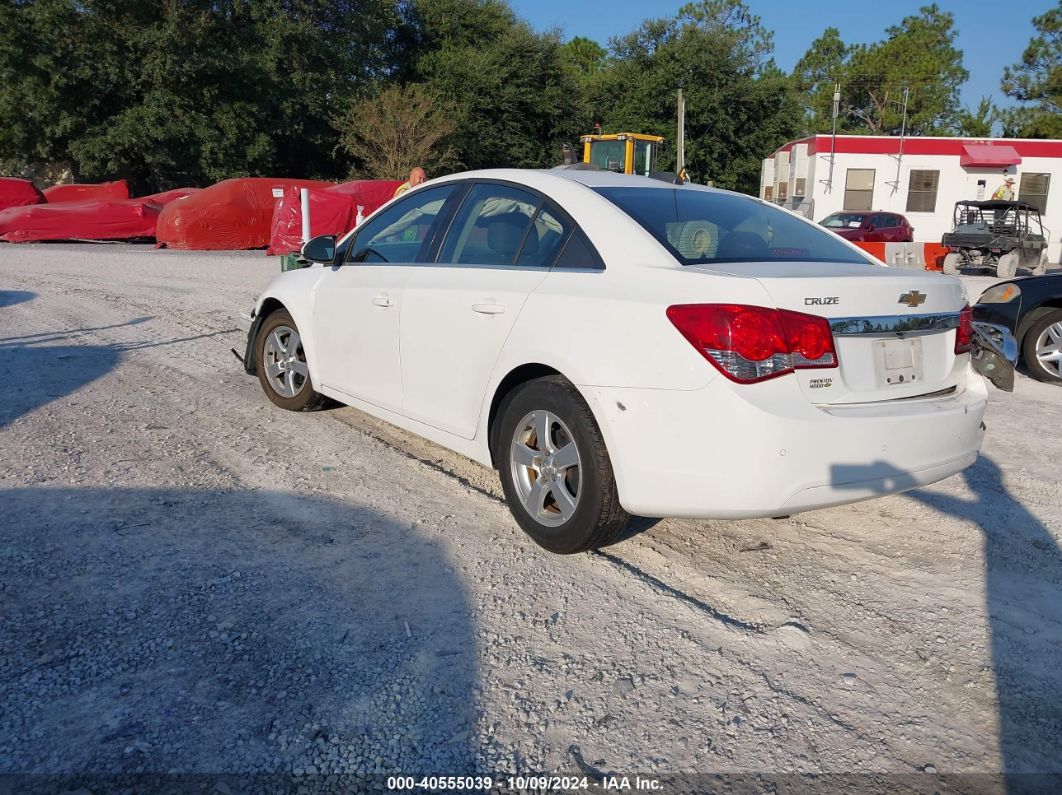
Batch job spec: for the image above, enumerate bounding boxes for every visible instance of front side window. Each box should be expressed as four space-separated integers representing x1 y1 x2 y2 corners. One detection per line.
347 184 456 263
597 187 870 266
844 168 875 211
438 183 543 267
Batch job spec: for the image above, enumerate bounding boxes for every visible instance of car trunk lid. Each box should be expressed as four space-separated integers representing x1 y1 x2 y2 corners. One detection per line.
688 261 969 405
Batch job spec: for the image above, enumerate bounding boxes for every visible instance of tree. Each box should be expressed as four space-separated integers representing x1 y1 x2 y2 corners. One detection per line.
791 5 968 136
336 84 458 179
560 36 607 83
956 97 998 137
0 0 401 191
592 0 802 192
1001 2 1062 138
791 28 850 133
406 0 587 170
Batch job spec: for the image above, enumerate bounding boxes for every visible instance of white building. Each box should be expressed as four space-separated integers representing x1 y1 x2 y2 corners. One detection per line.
761 134 1062 261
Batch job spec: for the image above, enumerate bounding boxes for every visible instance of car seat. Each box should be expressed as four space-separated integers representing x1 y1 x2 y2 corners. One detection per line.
486 213 535 265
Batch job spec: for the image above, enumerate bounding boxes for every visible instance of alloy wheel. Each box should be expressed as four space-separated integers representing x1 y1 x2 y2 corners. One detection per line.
510 410 583 527
262 325 309 398
1034 321 1062 379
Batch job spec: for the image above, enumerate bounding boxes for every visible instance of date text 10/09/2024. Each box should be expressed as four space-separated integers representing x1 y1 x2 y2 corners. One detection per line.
386 776 665 791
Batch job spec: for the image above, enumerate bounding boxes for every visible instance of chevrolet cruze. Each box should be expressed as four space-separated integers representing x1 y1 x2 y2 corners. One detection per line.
241 169 1011 553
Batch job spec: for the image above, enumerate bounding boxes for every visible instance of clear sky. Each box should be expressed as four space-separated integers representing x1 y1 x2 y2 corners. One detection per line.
508 0 1051 111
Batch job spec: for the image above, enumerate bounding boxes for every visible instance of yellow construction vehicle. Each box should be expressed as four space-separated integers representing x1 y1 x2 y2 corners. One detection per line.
579 132 664 176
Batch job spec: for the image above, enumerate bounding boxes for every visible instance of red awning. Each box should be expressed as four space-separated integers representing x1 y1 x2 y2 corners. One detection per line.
960 144 1022 168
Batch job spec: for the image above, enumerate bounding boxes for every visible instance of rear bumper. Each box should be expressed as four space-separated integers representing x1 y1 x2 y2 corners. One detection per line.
581 373 988 519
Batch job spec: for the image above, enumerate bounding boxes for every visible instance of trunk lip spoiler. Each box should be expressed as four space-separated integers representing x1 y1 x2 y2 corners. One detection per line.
829 312 960 338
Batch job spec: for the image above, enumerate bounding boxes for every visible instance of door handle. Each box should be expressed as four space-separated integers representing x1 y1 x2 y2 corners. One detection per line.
372 295 394 308
472 302 505 315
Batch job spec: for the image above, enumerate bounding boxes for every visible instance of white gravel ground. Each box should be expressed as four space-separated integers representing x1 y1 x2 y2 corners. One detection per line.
1 244 1060 792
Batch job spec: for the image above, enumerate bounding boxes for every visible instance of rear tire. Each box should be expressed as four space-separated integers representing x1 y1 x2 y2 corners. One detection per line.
1022 310 1062 384
997 250 1019 279
255 309 329 411
495 377 629 554
942 252 961 275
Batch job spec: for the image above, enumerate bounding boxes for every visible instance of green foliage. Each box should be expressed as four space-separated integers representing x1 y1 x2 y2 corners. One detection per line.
591 0 801 192
407 0 586 170
336 84 458 179
0 0 400 191
956 98 999 138
790 5 968 136
1001 2 1062 138
560 36 607 83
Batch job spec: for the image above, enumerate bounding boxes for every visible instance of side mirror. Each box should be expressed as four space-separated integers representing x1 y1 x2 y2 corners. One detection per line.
865 223 875 232
301 234 337 265
971 321 1018 392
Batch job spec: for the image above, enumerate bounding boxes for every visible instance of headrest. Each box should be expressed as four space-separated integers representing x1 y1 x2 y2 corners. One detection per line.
487 214 531 257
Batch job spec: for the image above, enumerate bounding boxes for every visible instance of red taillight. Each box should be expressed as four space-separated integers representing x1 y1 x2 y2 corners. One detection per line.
667 304 838 383
955 304 973 354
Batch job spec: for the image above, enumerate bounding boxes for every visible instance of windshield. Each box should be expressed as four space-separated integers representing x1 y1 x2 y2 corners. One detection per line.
821 212 867 229
596 187 870 266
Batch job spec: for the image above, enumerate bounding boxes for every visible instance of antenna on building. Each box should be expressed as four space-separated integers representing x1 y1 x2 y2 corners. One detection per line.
886 85 910 193
821 82 841 192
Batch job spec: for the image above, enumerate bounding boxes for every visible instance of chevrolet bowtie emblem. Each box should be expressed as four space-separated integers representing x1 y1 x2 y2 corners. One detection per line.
898 290 927 308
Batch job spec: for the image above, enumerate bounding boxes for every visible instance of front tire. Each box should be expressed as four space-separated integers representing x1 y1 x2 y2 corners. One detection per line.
942 252 962 275
1022 310 1062 384
255 309 329 411
495 377 629 554
997 250 1019 279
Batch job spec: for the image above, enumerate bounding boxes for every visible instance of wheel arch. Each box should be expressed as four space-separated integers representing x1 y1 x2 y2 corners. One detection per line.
486 363 598 467
1017 301 1062 349
243 297 291 375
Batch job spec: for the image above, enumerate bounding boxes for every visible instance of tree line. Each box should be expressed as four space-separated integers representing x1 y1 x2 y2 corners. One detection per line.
0 0 1058 196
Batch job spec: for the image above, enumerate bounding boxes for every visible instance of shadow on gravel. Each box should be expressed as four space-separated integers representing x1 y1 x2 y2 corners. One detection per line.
0 289 35 308
0 316 152 346
0 487 477 782
908 457 1062 783
0 343 121 429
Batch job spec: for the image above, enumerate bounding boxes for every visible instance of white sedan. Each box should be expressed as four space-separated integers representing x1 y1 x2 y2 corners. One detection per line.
241 168 1013 554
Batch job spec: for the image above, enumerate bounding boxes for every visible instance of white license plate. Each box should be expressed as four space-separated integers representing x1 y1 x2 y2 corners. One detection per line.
873 337 924 387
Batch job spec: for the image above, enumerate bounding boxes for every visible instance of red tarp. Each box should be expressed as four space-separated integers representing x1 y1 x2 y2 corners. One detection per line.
0 177 44 212
0 188 199 243
43 180 130 203
960 144 1022 168
267 179 403 255
156 178 331 250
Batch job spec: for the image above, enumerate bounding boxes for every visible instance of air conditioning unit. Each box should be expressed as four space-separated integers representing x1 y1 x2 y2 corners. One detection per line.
777 182 788 200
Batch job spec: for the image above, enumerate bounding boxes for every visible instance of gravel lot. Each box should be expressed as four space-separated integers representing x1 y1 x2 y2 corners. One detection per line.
1 245 1060 792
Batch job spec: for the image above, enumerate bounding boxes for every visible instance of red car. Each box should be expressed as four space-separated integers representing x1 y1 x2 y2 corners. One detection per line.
820 211 914 243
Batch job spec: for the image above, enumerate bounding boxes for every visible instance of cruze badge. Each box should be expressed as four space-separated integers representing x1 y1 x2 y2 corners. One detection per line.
804 297 839 306
898 290 927 308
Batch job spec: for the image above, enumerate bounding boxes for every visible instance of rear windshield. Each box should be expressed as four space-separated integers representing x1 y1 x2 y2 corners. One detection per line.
596 187 870 266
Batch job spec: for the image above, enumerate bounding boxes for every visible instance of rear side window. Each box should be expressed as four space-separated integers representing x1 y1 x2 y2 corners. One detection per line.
438 183 541 266
516 204 571 268
554 229 605 270
597 187 870 266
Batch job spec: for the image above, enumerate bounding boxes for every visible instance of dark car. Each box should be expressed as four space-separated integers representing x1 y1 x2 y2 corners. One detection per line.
973 273 1062 384
942 200 1048 279
819 211 914 243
